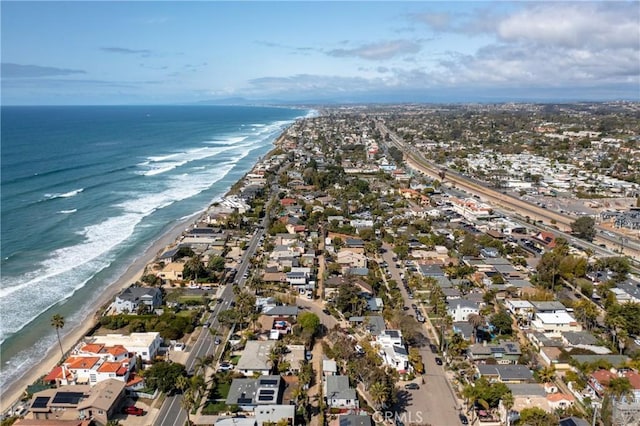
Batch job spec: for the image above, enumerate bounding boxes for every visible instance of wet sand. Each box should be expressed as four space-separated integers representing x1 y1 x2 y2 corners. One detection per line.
0 214 197 413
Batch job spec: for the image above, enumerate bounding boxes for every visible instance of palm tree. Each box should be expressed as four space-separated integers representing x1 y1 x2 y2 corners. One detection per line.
537 366 556 383
467 314 485 344
181 388 196 425
51 314 65 358
175 375 190 394
502 392 515 426
369 381 388 409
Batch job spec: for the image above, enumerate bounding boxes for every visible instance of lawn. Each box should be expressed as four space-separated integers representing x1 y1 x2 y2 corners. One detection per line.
201 401 227 415
178 295 205 303
210 381 231 399
229 355 241 365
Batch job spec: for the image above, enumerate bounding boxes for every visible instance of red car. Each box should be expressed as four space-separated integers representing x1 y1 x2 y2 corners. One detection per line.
122 406 144 416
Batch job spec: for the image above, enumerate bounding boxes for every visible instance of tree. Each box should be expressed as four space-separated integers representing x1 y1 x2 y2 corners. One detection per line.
573 299 599 330
144 361 186 393
369 381 388 409
536 366 556 383
571 216 596 241
297 311 321 337
181 388 195 425
468 314 485 343
490 311 513 335
502 392 515 425
207 255 226 272
608 377 634 401
459 234 479 256
516 407 557 425
51 314 65 358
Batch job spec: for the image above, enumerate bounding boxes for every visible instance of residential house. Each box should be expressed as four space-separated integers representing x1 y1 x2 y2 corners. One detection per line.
505 383 550 413
157 262 184 282
236 341 276 376
283 345 306 373
84 332 162 362
226 376 283 410
547 393 576 410
323 360 338 377
29 379 124 424
48 343 135 387
377 330 409 373
254 404 296 425
467 341 521 364
336 414 373 426
324 375 358 409
337 250 368 270
505 300 534 324
111 286 162 314
531 311 582 336
561 331 610 354
476 364 534 383
447 300 480 322
530 301 567 314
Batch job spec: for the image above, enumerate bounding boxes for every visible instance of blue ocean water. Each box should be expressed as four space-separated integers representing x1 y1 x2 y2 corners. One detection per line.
0 105 309 389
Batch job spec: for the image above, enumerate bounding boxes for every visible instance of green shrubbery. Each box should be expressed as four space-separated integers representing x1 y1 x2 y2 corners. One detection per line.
100 311 197 339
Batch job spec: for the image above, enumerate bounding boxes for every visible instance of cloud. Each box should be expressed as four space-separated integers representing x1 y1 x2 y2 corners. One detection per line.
100 47 152 55
246 73 384 96
328 40 421 60
496 3 639 50
254 41 315 55
1 63 86 78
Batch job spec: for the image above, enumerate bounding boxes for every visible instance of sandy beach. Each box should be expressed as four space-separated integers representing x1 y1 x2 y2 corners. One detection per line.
1 127 292 415
0 213 199 413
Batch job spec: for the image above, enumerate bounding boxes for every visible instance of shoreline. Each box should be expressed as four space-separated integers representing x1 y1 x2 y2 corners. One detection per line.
0 215 195 413
0 129 291 414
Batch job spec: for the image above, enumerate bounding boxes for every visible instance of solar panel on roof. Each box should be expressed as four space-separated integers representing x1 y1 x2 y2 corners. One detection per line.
52 392 84 405
260 389 275 395
32 396 50 409
490 347 506 353
258 395 274 401
259 379 278 386
237 398 253 404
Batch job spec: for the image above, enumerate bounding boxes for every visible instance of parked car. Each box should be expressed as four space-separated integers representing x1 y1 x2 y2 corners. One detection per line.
404 383 420 390
459 414 469 425
305 352 313 361
122 406 144 416
214 337 221 345
435 357 443 366
322 308 331 315
218 362 233 371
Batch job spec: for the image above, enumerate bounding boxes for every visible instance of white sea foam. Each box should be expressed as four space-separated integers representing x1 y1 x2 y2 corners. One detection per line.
44 188 84 200
58 209 77 214
1 115 297 345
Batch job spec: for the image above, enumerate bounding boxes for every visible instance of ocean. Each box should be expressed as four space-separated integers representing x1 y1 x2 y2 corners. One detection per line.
0 104 309 390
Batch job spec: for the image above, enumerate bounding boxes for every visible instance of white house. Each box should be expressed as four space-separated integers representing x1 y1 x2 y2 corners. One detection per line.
377 330 403 347
531 312 582 336
86 332 163 362
236 340 275 376
112 287 162 314
324 375 358 409
447 300 480 322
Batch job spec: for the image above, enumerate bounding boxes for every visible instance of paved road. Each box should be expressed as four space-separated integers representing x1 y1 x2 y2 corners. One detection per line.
153 205 271 425
380 246 463 426
378 121 640 260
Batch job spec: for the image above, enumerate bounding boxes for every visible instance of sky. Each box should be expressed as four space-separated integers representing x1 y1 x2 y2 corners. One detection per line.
1 1 639 105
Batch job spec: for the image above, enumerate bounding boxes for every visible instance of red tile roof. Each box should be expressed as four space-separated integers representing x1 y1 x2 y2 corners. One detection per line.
65 356 100 370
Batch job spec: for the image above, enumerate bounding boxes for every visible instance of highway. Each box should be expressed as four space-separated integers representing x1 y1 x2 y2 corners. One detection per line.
376 121 640 260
